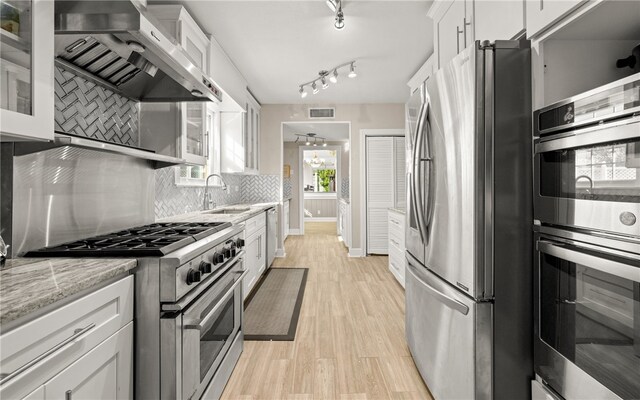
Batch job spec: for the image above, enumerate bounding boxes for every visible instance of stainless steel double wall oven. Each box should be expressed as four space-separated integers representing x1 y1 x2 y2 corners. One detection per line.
533 72 640 400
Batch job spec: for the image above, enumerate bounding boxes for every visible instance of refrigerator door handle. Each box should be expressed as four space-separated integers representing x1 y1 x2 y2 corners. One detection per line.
411 101 428 243
406 261 470 315
413 100 430 243
422 95 434 231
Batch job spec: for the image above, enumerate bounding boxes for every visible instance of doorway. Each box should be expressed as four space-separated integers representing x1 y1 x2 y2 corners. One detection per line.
281 122 351 238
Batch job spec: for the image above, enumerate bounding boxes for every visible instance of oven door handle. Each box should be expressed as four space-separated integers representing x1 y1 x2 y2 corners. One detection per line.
535 118 639 153
184 269 248 330
537 240 640 282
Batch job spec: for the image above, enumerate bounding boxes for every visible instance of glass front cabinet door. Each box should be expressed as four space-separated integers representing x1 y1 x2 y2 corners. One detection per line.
0 0 54 141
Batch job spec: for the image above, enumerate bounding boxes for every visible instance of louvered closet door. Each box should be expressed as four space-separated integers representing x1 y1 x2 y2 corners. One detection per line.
367 137 394 254
394 137 406 209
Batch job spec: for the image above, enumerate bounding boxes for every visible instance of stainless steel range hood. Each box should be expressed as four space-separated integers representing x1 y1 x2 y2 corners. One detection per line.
55 0 222 103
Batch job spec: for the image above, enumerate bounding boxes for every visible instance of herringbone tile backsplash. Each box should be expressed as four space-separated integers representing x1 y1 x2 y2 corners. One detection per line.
155 169 281 219
283 177 293 199
54 66 139 146
340 177 350 199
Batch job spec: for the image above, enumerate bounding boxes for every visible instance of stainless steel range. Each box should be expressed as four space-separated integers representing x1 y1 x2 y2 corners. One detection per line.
26 222 247 400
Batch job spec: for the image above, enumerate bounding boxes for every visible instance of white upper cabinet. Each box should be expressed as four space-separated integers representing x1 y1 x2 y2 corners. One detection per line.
428 0 527 71
146 5 211 166
147 5 209 71
208 35 247 113
244 92 260 174
220 111 245 173
0 0 54 141
526 0 587 38
474 0 525 41
431 0 469 69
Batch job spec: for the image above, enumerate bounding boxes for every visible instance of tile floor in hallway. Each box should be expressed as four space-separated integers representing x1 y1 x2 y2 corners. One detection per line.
221 222 433 400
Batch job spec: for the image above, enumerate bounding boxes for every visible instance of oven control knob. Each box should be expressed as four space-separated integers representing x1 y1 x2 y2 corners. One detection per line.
236 238 245 248
213 252 224 265
199 261 212 274
224 249 232 258
186 269 201 285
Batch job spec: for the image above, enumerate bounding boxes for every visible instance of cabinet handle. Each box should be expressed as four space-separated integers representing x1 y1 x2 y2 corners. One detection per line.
456 26 463 53
66 390 73 400
0 323 96 385
204 130 209 158
463 17 471 48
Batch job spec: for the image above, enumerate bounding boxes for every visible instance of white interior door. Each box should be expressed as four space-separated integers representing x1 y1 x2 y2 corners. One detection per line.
366 137 395 254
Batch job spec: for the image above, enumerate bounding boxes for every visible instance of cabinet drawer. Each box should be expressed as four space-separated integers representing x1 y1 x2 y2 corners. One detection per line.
389 242 406 287
244 212 266 238
0 276 133 399
388 213 405 248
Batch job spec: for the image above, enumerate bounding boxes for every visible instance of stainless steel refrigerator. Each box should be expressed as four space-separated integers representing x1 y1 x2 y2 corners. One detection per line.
405 40 533 400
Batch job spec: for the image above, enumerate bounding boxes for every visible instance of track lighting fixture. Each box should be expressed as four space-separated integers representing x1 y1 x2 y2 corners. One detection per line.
297 61 357 98
295 133 327 147
348 62 357 78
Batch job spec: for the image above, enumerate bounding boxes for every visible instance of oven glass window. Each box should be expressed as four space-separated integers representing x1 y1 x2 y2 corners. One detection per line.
539 139 640 202
199 282 236 381
540 252 640 399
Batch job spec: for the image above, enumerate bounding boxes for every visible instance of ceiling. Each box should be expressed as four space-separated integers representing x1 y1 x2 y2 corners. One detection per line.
172 0 434 104
283 121 350 142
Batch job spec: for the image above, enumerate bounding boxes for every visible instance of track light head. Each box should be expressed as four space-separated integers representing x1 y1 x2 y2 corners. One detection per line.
334 10 345 30
330 69 338 84
321 76 329 89
306 140 311 146
348 63 357 78
299 86 308 98
312 81 319 94
323 141 328 147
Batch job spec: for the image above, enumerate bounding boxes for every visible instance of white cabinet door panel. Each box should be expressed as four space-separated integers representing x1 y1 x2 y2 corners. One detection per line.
44 323 133 400
474 0 525 40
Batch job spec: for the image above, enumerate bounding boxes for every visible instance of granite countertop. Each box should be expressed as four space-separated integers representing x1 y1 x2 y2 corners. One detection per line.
0 258 137 326
158 202 279 224
389 207 406 214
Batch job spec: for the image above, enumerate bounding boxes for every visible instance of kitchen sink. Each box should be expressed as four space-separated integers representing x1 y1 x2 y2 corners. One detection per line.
204 207 251 215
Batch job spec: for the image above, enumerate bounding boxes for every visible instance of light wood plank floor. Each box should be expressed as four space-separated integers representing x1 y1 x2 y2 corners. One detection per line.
221 222 433 400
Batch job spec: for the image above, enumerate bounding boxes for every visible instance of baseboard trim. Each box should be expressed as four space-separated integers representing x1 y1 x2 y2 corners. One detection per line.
348 248 364 257
304 217 337 222
288 228 302 235
275 248 286 258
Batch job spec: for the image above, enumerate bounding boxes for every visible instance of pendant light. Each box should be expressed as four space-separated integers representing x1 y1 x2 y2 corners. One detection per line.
348 62 357 78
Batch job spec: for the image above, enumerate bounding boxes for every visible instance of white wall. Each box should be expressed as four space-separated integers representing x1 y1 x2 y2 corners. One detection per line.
261 104 405 250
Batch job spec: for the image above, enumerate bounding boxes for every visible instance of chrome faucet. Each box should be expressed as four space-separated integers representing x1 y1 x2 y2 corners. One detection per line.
575 175 594 194
204 173 229 210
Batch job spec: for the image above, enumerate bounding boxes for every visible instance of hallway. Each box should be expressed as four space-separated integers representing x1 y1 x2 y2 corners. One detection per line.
221 222 432 399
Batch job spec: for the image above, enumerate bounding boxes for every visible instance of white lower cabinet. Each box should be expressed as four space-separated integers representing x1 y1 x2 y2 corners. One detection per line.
242 212 267 299
44 323 133 400
0 276 134 400
388 209 406 288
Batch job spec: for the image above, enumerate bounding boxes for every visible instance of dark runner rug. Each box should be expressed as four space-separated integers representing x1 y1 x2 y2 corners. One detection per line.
243 268 308 341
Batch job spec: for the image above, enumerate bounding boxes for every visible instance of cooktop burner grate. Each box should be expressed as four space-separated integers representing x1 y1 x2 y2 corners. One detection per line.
24 222 231 257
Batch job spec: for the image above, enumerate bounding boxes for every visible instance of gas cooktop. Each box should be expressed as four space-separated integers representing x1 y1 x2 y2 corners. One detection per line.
24 222 232 258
